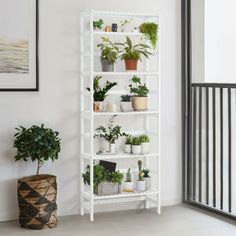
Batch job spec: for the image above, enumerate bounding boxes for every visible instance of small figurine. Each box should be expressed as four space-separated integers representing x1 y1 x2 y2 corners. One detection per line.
111 23 118 32
105 25 111 32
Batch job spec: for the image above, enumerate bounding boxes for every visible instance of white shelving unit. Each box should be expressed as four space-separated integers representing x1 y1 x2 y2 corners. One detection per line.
80 10 161 221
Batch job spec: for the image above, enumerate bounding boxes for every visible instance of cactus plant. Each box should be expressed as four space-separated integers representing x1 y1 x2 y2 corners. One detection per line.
138 160 144 181
126 168 132 182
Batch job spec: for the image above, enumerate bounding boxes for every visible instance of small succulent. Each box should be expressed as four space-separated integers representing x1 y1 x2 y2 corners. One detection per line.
142 169 151 178
139 135 150 143
121 94 132 102
132 137 141 146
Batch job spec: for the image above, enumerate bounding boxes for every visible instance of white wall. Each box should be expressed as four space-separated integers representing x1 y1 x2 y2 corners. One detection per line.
0 0 181 221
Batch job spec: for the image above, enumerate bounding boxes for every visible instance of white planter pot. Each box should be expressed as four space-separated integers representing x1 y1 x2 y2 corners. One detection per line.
120 102 133 112
98 138 109 153
123 182 133 191
132 145 141 155
144 177 151 190
124 144 131 153
141 142 150 154
109 143 116 153
136 180 145 191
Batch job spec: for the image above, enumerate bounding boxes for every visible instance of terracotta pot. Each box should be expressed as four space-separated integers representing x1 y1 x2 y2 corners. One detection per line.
132 97 148 111
93 101 104 112
124 59 138 70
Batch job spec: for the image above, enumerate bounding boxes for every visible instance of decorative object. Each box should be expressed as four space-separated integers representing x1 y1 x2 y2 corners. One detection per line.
120 94 133 112
124 135 133 153
95 115 127 153
111 23 118 32
129 75 149 111
123 168 134 192
107 102 117 112
0 0 38 91
97 37 119 72
139 135 150 154
120 18 133 32
139 22 158 48
14 124 61 230
131 137 141 155
136 160 145 191
93 19 103 30
105 25 111 32
118 36 152 70
82 164 123 196
87 75 118 112
142 169 151 190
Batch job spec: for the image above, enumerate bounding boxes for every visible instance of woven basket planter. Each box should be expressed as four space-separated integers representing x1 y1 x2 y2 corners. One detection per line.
17 174 58 230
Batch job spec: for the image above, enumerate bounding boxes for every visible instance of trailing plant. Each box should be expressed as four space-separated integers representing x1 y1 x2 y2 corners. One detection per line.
121 94 132 102
125 135 133 145
87 75 118 101
139 135 150 143
93 19 103 30
129 75 149 97
132 137 141 146
142 169 151 178
138 160 144 181
13 124 61 177
139 22 158 48
94 115 127 144
126 168 132 182
118 36 152 61
97 37 119 64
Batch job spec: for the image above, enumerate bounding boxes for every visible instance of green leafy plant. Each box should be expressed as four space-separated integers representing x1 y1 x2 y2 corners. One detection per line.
129 75 149 97
13 124 61 177
118 36 152 61
87 75 118 101
139 135 150 143
109 171 124 184
126 168 132 182
93 19 103 30
132 137 141 146
142 169 151 178
139 22 158 48
125 135 133 145
138 160 144 181
97 37 119 64
94 115 127 144
121 94 132 102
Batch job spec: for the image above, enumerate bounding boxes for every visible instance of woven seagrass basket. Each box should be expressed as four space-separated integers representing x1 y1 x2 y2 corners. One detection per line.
17 174 57 230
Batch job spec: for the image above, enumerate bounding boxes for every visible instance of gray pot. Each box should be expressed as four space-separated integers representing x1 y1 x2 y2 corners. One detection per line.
101 60 114 72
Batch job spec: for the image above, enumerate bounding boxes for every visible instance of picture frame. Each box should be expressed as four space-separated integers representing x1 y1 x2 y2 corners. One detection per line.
0 0 39 91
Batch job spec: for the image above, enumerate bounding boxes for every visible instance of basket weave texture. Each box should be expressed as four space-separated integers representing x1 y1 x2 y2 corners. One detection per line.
17 174 57 230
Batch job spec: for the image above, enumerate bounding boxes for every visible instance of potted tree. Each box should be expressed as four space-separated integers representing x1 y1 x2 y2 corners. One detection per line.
142 169 151 190
124 135 133 154
139 22 158 49
13 124 61 230
129 75 149 111
131 137 141 155
120 94 133 112
97 37 119 72
136 160 145 191
139 135 150 154
123 168 134 192
95 115 126 153
118 36 152 70
87 75 117 112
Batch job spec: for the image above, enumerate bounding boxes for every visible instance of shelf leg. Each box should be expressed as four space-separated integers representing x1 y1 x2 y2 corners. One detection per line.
90 200 94 222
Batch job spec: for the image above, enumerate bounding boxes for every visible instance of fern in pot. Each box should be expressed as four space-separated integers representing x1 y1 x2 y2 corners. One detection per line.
13 124 61 230
139 135 150 154
120 94 133 112
129 75 149 111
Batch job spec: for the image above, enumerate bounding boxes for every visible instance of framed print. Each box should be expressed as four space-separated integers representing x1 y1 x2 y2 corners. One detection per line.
0 0 38 91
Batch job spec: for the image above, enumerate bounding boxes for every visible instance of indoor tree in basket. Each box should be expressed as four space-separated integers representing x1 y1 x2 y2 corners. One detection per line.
13 124 61 230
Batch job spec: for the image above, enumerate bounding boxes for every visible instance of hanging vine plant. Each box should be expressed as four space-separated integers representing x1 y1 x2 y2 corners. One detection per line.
139 22 158 49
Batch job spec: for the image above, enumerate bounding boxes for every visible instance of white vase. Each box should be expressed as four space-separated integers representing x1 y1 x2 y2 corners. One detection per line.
132 145 141 155
98 138 108 153
144 177 151 190
123 182 133 191
124 144 131 153
109 143 116 153
136 180 145 191
120 102 133 112
141 142 150 154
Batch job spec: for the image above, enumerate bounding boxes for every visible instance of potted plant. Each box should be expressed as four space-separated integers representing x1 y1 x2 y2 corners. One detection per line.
93 19 103 31
87 75 118 112
120 94 133 112
136 160 145 191
118 36 152 70
131 136 141 155
95 115 126 153
123 168 134 192
124 135 133 154
139 135 150 154
97 37 119 72
142 169 151 190
139 22 158 49
129 75 149 111
120 18 133 32
13 124 61 230
82 164 123 196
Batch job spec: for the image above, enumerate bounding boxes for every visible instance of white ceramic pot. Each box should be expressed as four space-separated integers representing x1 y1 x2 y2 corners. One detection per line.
141 142 150 154
123 182 133 191
120 102 133 112
132 145 141 155
136 180 145 191
144 177 151 190
98 138 109 153
124 144 131 154
109 143 116 153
